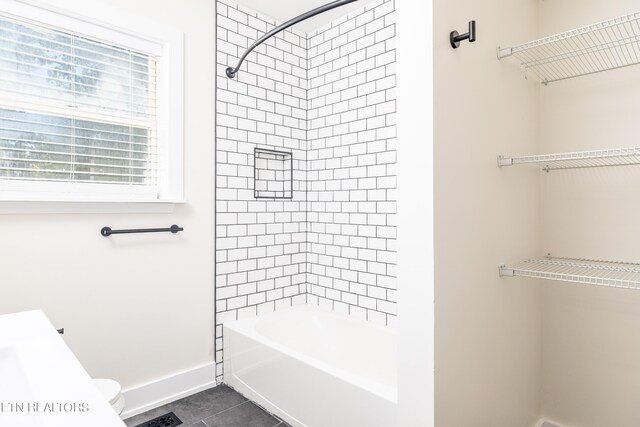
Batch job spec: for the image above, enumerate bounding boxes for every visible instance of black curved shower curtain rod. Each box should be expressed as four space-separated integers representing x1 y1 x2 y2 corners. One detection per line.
226 0 358 79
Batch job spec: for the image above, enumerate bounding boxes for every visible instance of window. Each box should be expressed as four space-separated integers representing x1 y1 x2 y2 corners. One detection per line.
0 2 183 203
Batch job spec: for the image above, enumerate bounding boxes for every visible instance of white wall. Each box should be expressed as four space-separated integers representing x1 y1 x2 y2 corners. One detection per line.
396 0 434 425
0 0 216 391
539 1 640 426
434 0 543 425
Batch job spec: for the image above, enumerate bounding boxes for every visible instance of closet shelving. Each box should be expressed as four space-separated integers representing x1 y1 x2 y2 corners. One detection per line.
498 12 640 288
497 11 640 85
499 256 640 290
497 147 640 171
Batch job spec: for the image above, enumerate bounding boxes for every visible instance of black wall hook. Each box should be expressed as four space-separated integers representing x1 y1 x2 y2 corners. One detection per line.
450 20 476 49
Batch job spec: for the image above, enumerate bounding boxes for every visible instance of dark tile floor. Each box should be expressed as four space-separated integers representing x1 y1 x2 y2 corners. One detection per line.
124 384 291 427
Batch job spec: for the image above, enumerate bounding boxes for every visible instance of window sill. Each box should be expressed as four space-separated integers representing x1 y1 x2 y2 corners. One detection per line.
0 200 186 215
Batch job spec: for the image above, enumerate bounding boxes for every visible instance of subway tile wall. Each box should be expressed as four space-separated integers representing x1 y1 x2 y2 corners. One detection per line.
215 0 395 381
215 0 309 380
305 0 397 326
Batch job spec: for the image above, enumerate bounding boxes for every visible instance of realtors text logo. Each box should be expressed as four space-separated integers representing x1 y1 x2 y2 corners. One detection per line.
0 402 89 413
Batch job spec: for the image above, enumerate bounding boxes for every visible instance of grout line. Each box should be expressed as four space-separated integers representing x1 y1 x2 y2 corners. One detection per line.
200 400 249 425
200 398 282 427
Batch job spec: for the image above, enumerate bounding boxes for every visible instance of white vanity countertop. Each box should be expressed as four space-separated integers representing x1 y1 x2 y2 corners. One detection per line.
0 310 125 427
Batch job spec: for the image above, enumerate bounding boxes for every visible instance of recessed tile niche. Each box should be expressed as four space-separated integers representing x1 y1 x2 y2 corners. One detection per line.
253 147 293 199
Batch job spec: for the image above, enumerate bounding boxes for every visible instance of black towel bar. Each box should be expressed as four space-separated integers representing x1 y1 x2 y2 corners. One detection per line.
101 225 183 237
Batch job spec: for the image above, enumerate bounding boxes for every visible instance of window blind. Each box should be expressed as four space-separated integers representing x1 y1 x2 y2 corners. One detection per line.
0 14 158 187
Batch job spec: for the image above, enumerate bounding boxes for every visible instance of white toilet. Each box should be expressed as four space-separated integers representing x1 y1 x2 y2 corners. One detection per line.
93 379 125 415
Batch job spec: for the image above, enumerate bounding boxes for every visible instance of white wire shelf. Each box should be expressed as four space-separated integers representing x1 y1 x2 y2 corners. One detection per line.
497 147 640 171
497 11 640 84
499 256 640 290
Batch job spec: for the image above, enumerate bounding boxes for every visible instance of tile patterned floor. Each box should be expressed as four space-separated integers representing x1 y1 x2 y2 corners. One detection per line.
124 384 291 427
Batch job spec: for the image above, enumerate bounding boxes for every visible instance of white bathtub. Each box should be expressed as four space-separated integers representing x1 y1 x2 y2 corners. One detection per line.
223 305 397 427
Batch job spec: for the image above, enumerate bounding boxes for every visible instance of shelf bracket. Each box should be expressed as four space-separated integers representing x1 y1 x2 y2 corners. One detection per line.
497 155 513 167
497 46 513 59
499 265 515 277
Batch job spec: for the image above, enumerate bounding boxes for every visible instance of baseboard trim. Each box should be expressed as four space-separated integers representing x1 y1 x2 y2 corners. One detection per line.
121 362 216 419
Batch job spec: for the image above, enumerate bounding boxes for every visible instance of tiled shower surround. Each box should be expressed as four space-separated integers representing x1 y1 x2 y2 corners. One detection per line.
305 0 397 323
215 0 396 379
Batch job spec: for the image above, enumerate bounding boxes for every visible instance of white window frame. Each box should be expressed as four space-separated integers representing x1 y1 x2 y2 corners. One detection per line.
0 0 185 212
